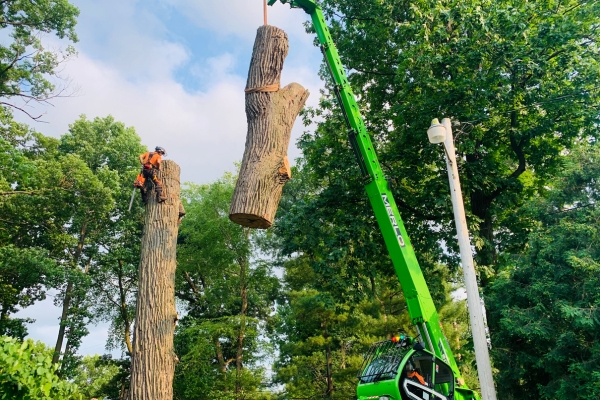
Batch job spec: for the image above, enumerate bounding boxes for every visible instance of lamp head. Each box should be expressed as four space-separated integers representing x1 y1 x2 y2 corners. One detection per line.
427 118 447 144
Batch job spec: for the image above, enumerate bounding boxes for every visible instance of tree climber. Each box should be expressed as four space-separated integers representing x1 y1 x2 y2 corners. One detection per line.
134 146 168 203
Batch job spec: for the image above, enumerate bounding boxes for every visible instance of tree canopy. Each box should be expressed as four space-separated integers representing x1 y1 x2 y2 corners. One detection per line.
489 142 600 399
174 174 280 399
314 0 600 283
0 0 80 118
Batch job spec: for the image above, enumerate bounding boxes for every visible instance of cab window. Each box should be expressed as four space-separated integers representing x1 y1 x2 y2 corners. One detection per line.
401 351 454 400
403 351 433 386
357 339 410 384
433 358 454 395
401 351 433 400
360 355 402 383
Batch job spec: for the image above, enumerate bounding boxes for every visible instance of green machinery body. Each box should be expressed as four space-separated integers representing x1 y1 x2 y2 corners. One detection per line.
268 1 479 399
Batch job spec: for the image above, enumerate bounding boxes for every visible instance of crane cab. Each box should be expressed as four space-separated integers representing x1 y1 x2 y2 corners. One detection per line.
357 338 476 400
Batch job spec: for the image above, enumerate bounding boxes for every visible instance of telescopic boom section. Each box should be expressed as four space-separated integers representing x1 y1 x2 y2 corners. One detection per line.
269 0 464 381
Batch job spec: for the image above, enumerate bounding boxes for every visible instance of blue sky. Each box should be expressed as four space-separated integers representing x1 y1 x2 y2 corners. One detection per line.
15 0 324 358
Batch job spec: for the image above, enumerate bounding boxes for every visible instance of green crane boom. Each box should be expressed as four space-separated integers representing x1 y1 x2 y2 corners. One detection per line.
268 1 480 399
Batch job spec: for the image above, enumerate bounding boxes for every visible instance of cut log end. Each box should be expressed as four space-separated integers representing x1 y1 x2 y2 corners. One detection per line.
229 213 272 229
278 155 292 184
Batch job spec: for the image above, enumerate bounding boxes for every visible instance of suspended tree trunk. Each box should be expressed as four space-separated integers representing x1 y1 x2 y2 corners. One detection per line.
229 25 309 229
130 160 182 400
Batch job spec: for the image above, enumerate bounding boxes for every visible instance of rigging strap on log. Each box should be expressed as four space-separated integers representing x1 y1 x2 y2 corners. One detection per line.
244 83 280 93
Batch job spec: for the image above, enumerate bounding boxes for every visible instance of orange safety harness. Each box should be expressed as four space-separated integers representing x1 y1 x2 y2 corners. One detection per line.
141 152 161 169
408 371 427 386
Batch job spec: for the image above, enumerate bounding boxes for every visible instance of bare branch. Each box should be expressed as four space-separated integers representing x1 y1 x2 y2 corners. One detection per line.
0 19 53 29
0 189 49 196
351 66 396 77
0 101 46 120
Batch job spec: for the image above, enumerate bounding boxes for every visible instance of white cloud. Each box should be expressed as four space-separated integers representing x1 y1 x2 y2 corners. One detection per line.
71 0 175 80
22 48 322 185
16 0 324 183
163 0 312 42
21 49 249 184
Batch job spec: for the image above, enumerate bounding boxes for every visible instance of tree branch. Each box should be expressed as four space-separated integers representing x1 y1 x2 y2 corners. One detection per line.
0 189 48 196
351 66 396 76
0 101 45 120
0 19 52 29
330 11 375 22
508 112 527 180
183 271 199 297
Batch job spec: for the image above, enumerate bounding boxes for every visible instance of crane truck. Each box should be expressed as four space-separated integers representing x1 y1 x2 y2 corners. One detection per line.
268 1 481 399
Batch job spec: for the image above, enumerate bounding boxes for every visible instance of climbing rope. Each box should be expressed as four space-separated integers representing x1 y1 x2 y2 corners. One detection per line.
244 83 279 93
244 0 276 94
264 0 268 25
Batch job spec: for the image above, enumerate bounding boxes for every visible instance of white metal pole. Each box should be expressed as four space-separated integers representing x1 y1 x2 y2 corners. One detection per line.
441 118 497 400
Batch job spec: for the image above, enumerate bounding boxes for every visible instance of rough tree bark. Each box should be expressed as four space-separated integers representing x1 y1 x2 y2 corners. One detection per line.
130 160 183 400
229 25 309 229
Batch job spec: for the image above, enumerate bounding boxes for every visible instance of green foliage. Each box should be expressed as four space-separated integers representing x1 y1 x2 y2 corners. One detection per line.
489 142 600 399
314 0 600 281
51 115 145 375
273 288 364 399
72 355 120 400
0 0 79 118
72 356 130 400
60 115 146 356
175 320 273 400
174 173 280 400
0 245 59 339
0 110 113 350
0 112 145 375
0 336 81 399
272 258 477 397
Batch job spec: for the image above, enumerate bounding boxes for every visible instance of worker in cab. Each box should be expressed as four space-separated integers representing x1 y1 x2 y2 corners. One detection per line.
134 146 167 203
407 362 427 387
401 359 428 400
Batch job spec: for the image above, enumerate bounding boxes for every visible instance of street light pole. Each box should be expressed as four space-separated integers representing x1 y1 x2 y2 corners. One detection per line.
431 118 498 400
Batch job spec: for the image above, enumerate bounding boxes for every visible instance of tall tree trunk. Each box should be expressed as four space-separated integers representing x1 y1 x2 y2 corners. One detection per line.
118 260 133 355
369 276 388 322
467 109 526 288
340 341 346 370
130 160 181 400
235 257 248 398
469 187 496 279
53 280 73 365
230 25 309 228
53 223 87 364
325 327 334 398
215 338 227 374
